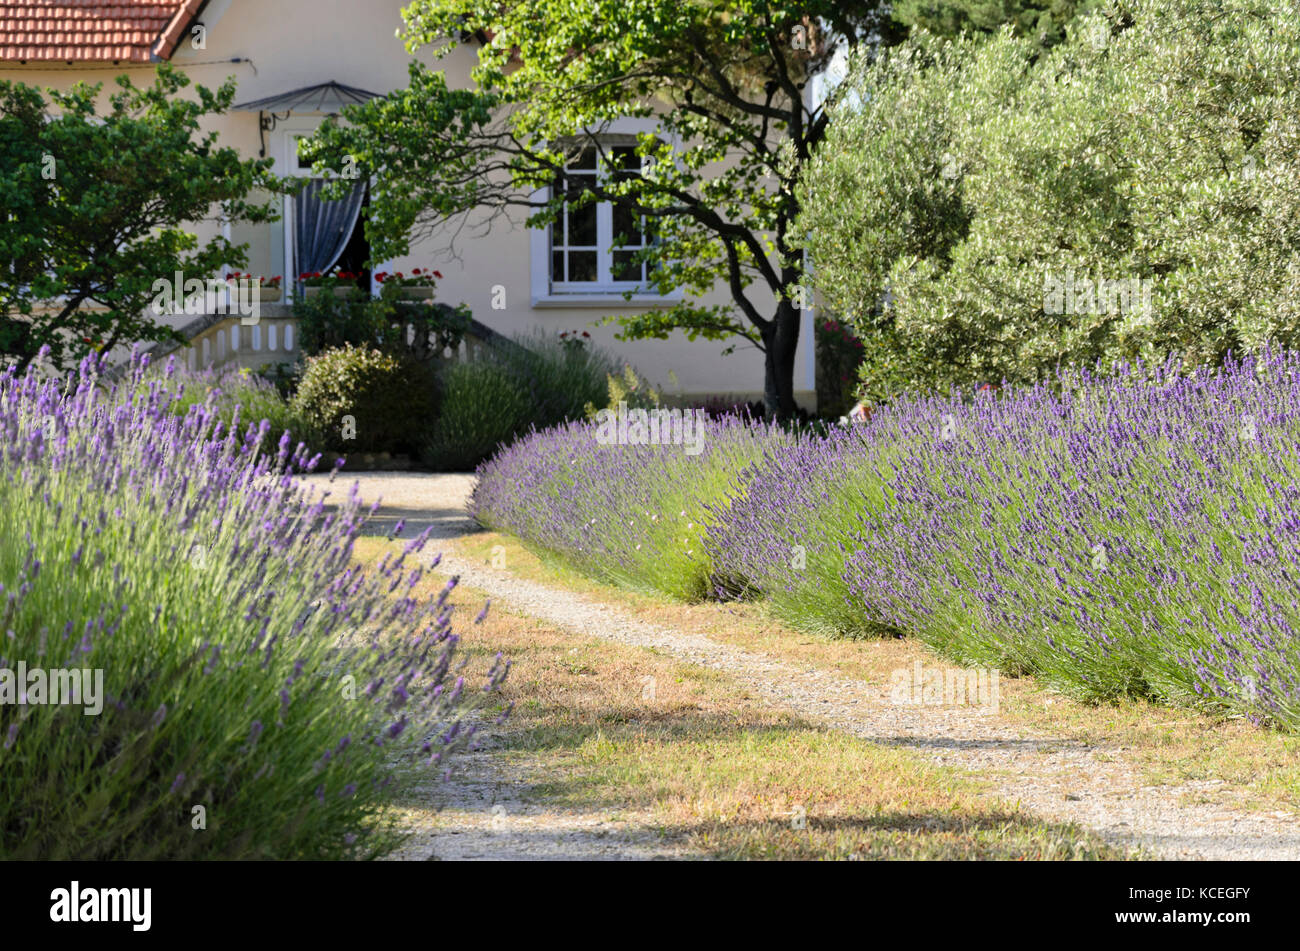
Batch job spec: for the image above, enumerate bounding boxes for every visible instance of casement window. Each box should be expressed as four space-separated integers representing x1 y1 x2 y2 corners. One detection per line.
528 122 682 308
549 143 653 292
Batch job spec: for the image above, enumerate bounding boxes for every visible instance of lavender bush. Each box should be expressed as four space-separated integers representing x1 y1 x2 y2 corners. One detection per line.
0 350 507 859
475 351 1300 730
151 364 321 456
471 414 786 601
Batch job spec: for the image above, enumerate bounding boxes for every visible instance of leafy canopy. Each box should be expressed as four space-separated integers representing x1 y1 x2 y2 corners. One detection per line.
304 1 899 384
891 0 1098 49
796 0 1300 400
0 66 283 370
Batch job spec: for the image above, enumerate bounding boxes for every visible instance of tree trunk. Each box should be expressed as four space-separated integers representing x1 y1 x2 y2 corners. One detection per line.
12 293 86 374
762 297 801 421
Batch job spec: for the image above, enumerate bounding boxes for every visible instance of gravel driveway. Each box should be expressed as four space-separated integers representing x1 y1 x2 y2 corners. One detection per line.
301 470 1300 861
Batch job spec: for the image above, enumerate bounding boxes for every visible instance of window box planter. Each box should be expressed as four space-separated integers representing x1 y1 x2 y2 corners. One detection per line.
375 268 443 302
226 274 283 305
299 271 365 300
302 285 357 300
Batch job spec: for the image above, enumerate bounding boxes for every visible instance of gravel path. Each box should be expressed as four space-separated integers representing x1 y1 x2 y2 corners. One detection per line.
385 733 691 861
302 471 1300 861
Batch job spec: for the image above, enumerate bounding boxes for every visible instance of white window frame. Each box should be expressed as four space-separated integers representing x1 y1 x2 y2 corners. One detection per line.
530 119 683 308
277 119 320 304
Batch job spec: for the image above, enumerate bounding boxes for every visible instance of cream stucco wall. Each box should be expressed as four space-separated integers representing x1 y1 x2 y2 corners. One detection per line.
1 0 815 404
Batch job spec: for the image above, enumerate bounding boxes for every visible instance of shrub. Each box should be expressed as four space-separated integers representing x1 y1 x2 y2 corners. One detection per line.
475 348 1300 731
294 278 473 364
0 350 508 858
814 318 866 419
293 287 384 357
160 365 320 457
797 0 1300 398
256 361 302 400
291 345 436 455
584 363 663 420
502 329 622 425
471 414 786 601
424 329 623 471
423 358 534 471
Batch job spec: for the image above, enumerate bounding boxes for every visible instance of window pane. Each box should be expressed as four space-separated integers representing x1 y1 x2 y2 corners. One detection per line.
612 252 644 282
568 252 597 282
569 146 597 171
552 250 565 283
610 146 638 174
569 201 597 246
613 205 644 247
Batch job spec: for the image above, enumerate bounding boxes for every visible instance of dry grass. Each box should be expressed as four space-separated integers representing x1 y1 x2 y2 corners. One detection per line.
355 537 1133 859
454 531 1300 817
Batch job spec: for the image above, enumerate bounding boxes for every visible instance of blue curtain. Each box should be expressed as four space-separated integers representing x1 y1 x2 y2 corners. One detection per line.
293 178 366 290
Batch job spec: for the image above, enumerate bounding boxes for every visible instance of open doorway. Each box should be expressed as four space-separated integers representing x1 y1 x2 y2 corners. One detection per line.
333 187 371 294
292 178 369 295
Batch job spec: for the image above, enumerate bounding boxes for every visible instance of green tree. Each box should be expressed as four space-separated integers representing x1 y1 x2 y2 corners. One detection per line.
303 1 903 418
891 0 1097 49
796 0 1300 399
0 66 282 371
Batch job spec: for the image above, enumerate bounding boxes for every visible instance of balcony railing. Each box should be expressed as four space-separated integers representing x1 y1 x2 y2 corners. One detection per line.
106 303 522 379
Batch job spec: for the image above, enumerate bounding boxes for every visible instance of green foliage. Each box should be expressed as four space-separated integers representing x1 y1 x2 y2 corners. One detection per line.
293 289 382 357
392 301 474 364
255 361 302 400
891 0 1097 49
427 330 623 470
302 0 907 416
161 366 321 458
293 286 472 363
797 0 1300 398
0 360 499 859
584 364 664 420
814 318 866 418
0 66 283 371
423 359 535 471
505 329 623 424
290 345 436 455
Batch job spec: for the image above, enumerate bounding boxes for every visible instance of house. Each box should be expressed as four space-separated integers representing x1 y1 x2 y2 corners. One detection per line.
0 0 817 408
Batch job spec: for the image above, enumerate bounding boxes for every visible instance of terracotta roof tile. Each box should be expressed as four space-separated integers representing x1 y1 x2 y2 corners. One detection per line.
0 1 196 63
